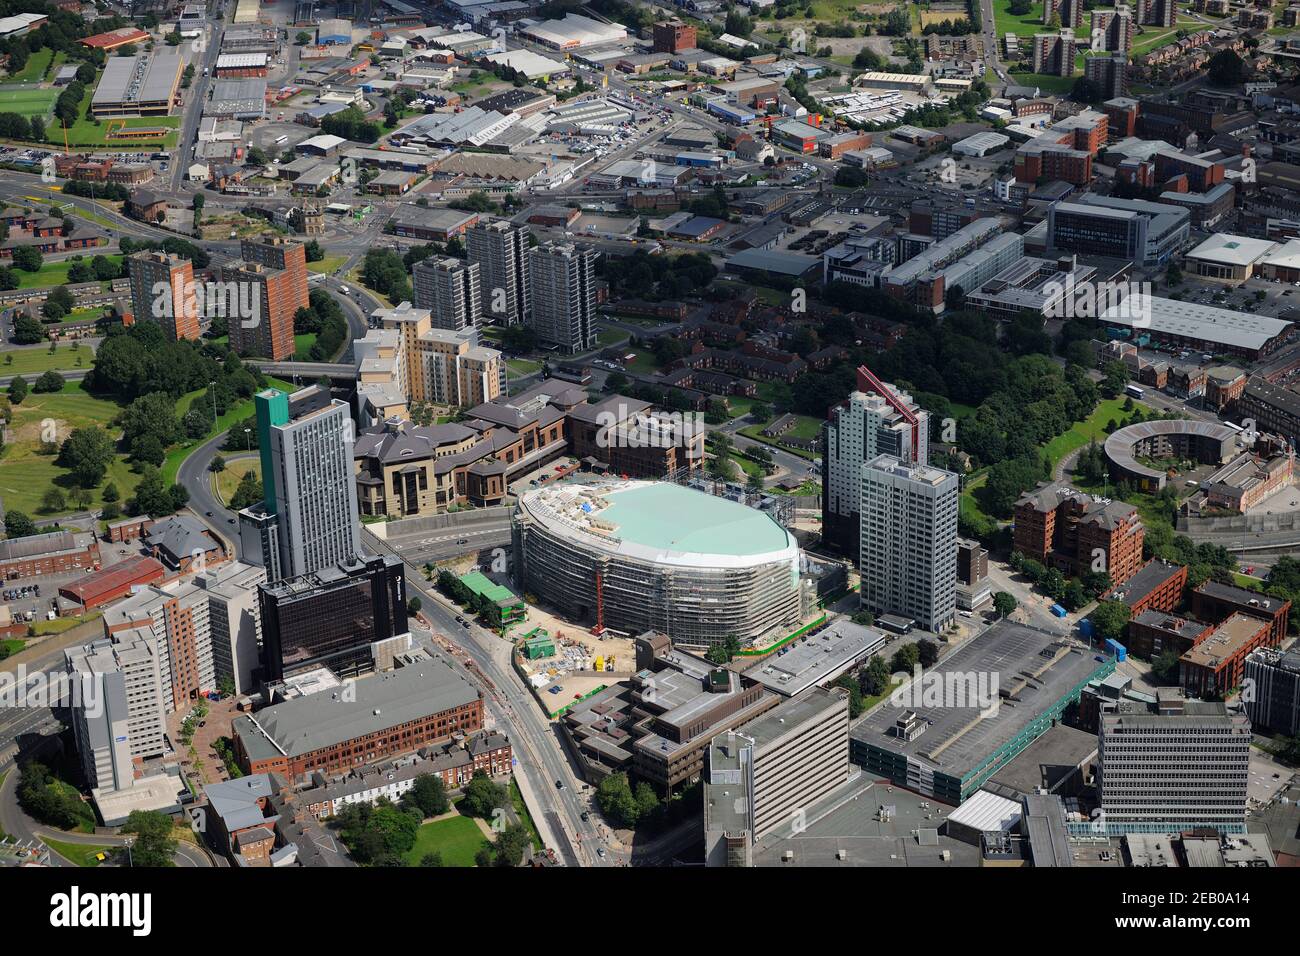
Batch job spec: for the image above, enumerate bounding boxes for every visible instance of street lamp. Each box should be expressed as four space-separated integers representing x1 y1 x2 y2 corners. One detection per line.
244 428 251 453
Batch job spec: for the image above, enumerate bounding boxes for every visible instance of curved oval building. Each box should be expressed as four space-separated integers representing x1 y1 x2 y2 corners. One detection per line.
1103 420 1240 491
512 479 802 648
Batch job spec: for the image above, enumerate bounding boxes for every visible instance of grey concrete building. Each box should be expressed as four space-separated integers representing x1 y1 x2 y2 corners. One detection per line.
859 455 959 632
526 240 597 354
466 218 530 325
1098 689 1250 834
704 685 851 866
412 255 482 332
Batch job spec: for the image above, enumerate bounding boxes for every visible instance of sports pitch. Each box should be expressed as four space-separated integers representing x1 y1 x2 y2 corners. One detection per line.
0 86 58 116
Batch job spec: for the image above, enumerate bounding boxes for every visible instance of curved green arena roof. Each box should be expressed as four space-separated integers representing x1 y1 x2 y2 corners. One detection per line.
598 482 792 558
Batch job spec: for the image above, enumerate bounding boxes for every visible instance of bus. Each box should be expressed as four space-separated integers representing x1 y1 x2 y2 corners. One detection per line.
274 135 289 145
1124 384 1144 399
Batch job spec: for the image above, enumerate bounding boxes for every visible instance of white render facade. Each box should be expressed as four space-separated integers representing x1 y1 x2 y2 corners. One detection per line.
859 454 958 632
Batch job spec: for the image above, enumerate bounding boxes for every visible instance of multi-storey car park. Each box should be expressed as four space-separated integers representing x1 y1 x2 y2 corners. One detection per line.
511 479 803 649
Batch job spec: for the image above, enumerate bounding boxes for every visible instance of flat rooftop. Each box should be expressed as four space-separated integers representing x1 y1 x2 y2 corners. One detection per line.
1104 559 1186 608
1100 296 1293 352
986 723 1098 797
742 619 888 697
233 660 479 761
850 621 1112 784
1182 612 1270 669
751 777 980 867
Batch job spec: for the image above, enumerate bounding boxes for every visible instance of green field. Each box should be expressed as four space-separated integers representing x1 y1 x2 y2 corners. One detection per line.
161 377 294 486
1043 397 1138 474
0 380 139 518
0 341 95 376
292 332 318 362
402 815 491 867
15 255 124 290
42 838 112 868
1008 72 1077 94
213 457 260 505
306 255 346 275
0 86 58 116
506 358 541 379
4 48 57 83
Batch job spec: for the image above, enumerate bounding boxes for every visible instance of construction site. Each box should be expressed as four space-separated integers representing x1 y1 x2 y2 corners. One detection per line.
510 478 807 651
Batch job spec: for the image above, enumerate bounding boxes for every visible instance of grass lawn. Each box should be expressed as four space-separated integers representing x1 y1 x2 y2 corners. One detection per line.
42 838 112 868
2 638 24 656
161 377 294 487
506 358 541 379
1007 72 1076 94
15 254 124 291
596 328 627 347
625 351 658 375
782 414 825 441
0 381 140 518
4 48 55 83
292 332 318 362
1043 397 1140 474
0 85 58 116
0 341 95 376
56 100 180 150
403 814 490 867
509 778 541 852
212 457 260 505
737 425 818 461
31 611 100 636
306 255 346 275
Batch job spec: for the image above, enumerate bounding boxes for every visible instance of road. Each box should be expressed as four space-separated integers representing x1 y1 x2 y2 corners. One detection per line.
173 404 610 865
382 519 513 565
396 559 619 867
171 22 226 193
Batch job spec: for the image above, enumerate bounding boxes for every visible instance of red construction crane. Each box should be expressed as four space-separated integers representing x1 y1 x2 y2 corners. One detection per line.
591 570 605 636
857 364 920 463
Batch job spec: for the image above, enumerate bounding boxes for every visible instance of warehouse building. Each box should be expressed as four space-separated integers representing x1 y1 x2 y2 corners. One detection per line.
520 13 627 50
1099 297 1294 361
91 51 185 116
232 661 484 781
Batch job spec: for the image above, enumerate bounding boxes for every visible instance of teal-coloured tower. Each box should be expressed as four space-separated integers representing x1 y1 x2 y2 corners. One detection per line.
254 388 289 513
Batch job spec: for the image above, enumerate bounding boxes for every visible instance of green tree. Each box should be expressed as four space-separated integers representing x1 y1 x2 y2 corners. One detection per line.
1151 648 1181 683
41 488 66 513
3 510 38 538
12 245 42 272
404 774 449 818
57 426 115 487
993 592 1017 618
491 822 531 867
1089 600 1131 644
595 772 640 828
460 770 508 819
890 643 920 675
32 369 64 394
7 376 28 404
862 654 892 696
121 810 178 867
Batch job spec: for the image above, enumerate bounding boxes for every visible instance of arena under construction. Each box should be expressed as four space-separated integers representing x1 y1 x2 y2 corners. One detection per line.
511 479 804 649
